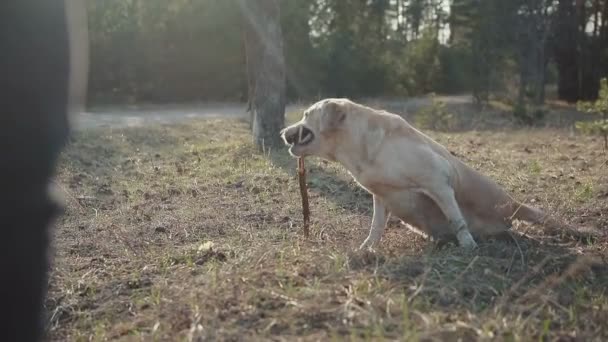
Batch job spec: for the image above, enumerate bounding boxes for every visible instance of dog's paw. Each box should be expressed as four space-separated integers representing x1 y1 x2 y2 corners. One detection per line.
456 230 478 250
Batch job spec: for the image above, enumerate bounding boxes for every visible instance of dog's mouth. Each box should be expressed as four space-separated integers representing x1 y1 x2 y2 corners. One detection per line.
286 126 314 147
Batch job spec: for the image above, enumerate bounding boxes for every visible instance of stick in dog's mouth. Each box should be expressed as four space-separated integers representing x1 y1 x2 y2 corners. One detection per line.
297 157 311 237
295 125 314 146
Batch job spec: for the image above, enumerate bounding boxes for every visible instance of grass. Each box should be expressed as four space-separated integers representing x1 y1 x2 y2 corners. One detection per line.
46 114 608 341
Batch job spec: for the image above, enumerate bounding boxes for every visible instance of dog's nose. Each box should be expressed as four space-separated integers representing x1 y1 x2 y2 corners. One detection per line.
284 128 298 145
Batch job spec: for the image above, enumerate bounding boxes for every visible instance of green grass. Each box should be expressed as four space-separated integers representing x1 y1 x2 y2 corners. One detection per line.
46 117 608 341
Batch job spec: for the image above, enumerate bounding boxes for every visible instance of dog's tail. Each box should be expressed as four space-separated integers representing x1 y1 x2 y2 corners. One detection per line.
509 200 599 240
510 202 558 228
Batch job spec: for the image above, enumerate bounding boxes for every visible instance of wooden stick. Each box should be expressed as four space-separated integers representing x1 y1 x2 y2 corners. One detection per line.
297 157 310 237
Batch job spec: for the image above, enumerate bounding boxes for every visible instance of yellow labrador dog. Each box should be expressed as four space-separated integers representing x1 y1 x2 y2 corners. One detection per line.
281 98 581 250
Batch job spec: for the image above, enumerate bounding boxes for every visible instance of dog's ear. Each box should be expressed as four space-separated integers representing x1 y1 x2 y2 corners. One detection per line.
321 101 346 132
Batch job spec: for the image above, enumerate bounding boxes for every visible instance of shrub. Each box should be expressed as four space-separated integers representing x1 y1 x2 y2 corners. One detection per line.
576 78 608 149
414 93 456 131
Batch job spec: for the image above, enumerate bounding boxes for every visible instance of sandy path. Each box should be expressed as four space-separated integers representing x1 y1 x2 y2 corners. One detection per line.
71 95 473 130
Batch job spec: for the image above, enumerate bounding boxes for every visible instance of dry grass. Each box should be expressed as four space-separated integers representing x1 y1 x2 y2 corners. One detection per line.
46 114 608 341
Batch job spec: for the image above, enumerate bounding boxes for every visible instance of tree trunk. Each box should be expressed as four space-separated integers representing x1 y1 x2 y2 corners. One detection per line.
240 0 286 149
242 22 255 130
533 3 550 106
537 44 547 105
516 1 550 124
555 0 579 102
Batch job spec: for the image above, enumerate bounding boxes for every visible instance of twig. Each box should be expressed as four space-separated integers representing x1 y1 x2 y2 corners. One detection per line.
265 289 302 308
507 231 526 274
52 180 85 210
408 267 432 303
495 256 551 312
297 157 310 237
452 255 479 285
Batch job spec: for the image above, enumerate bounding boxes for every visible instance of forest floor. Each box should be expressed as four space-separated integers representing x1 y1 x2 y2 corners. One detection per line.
47 98 608 341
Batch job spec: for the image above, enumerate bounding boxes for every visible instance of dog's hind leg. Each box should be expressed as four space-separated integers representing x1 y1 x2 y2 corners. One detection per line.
421 187 478 250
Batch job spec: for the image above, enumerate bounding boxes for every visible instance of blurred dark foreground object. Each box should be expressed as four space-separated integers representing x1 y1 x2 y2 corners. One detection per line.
0 1 88 341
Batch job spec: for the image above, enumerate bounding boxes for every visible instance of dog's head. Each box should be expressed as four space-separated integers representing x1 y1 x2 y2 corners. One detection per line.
280 98 351 160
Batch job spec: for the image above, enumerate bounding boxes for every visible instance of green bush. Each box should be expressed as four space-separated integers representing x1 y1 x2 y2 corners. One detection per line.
414 93 456 131
576 78 608 149
512 103 546 126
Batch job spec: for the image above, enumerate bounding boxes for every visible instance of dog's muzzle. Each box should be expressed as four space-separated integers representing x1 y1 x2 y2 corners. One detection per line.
284 125 314 146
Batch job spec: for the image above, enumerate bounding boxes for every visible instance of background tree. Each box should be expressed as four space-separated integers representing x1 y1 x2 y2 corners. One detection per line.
513 0 556 124
553 0 608 102
239 0 286 149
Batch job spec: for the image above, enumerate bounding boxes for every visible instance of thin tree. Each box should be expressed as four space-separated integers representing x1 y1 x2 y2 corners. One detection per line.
239 0 286 149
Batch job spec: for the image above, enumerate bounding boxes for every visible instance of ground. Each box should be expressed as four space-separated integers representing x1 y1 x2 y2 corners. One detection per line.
47 99 607 341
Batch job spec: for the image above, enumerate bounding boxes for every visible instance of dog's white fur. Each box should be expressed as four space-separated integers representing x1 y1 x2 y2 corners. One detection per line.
281 98 577 250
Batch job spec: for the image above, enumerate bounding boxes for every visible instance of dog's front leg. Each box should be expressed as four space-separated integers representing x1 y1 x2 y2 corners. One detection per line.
359 195 390 250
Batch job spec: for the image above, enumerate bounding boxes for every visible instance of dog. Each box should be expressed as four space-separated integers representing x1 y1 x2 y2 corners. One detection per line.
280 98 585 250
